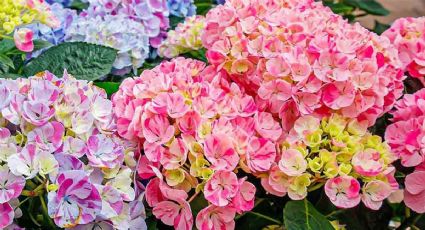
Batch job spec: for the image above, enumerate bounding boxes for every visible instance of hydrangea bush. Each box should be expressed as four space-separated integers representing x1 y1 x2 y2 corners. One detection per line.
1 0 425 229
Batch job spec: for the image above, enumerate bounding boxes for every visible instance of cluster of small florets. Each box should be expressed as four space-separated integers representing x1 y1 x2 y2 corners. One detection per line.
385 88 425 213
382 17 425 80
0 0 59 35
112 58 285 230
0 72 145 229
167 0 196 18
202 0 405 131
262 114 398 209
159 15 205 58
81 0 170 48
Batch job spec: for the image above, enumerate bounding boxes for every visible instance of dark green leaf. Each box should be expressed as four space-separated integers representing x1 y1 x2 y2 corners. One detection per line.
324 2 354 14
170 16 185 29
0 73 22 79
94 82 120 96
345 0 389 16
0 39 16 53
195 0 214 15
283 199 334 230
70 0 89 10
24 42 117 81
373 20 390 35
0 54 14 69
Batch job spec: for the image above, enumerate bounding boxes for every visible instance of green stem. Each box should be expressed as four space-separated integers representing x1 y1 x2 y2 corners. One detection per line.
308 182 324 192
28 199 42 227
248 212 282 225
326 209 346 218
21 184 45 197
40 194 56 229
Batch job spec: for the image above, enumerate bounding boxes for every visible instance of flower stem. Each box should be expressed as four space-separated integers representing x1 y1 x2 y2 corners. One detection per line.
188 191 200 203
39 194 56 229
248 211 282 225
15 197 30 210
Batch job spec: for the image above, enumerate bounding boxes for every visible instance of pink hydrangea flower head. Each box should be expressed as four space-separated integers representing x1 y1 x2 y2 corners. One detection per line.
112 58 284 228
202 0 405 129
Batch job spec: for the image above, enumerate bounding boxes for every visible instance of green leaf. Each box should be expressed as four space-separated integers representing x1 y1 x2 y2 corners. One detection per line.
0 73 22 79
345 0 389 16
373 20 390 35
324 2 354 14
170 16 185 29
0 39 16 53
283 199 334 230
195 0 214 15
0 54 14 69
94 82 120 97
70 0 89 10
23 42 117 81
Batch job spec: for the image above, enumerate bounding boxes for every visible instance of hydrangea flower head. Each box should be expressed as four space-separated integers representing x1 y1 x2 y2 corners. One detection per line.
112 58 283 229
0 71 144 229
202 0 405 131
382 17 425 80
262 114 398 209
159 15 205 58
82 0 170 48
